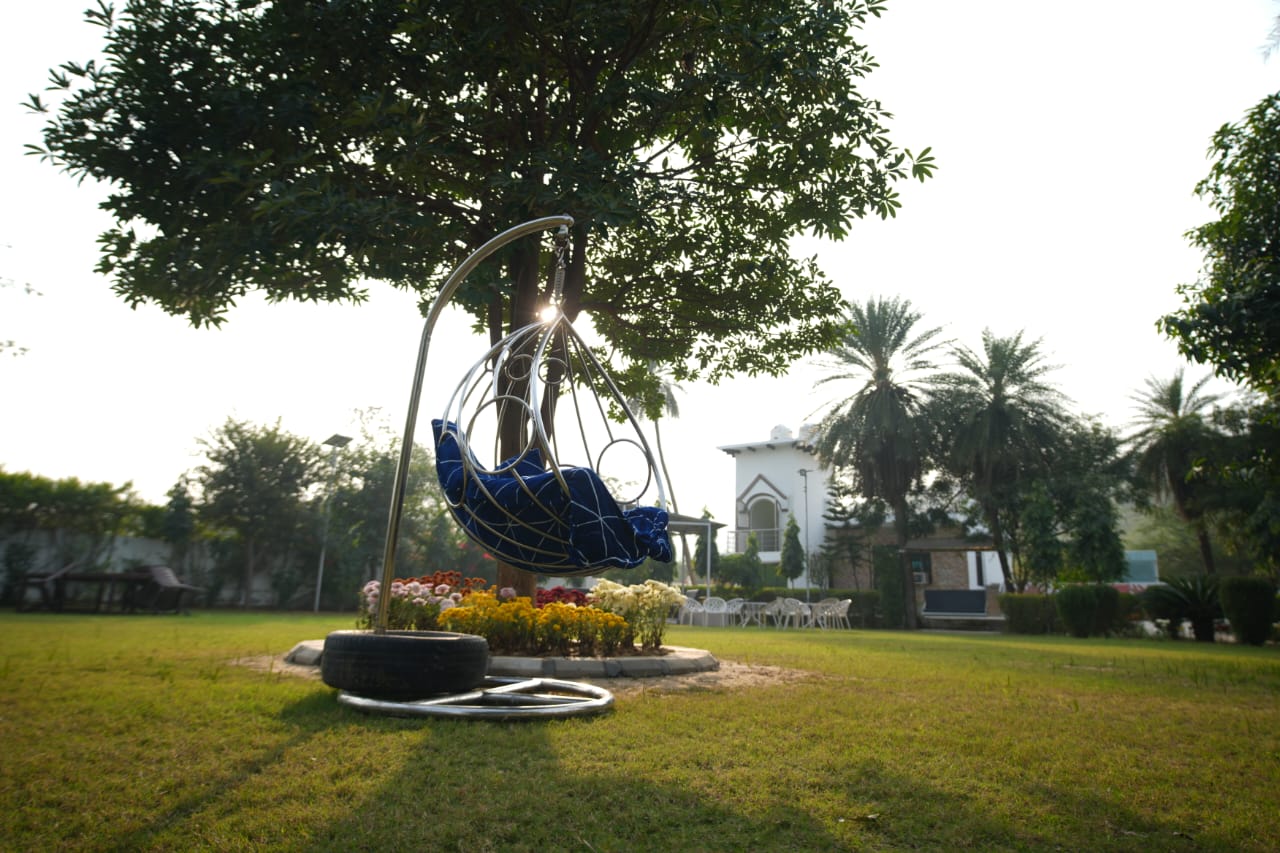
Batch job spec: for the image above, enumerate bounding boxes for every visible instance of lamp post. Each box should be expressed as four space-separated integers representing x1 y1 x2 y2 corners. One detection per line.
314 433 352 613
798 468 814 604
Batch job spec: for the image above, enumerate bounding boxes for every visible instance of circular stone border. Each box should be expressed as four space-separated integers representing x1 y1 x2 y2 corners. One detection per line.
286 640 718 679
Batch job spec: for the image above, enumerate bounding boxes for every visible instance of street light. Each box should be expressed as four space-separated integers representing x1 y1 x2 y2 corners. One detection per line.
798 468 814 604
314 433 352 613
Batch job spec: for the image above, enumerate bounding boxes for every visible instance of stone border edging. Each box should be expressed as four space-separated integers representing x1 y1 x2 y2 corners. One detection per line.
285 640 718 679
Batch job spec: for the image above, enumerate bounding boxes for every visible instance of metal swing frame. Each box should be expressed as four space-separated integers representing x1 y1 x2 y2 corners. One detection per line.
374 215 668 633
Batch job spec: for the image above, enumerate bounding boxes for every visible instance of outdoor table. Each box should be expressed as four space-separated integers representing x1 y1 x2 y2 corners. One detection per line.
739 601 767 626
27 571 152 613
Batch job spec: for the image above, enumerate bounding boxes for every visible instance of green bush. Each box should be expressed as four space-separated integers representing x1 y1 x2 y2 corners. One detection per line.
1056 586 1099 638
1219 576 1277 646
1092 585 1120 637
1142 575 1221 642
1114 592 1144 635
873 546 905 629
999 593 1058 635
847 590 881 628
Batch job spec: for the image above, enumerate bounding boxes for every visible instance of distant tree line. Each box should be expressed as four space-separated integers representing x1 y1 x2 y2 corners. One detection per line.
0 411 497 609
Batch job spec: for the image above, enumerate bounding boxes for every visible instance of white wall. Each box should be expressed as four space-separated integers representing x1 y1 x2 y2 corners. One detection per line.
728 428 829 587
966 551 1006 591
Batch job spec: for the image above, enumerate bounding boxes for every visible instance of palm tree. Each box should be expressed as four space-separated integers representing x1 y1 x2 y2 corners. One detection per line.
813 296 946 629
930 330 1070 592
1128 369 1223 574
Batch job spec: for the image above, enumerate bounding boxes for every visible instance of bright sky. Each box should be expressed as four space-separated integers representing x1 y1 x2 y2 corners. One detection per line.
2 1 1277 534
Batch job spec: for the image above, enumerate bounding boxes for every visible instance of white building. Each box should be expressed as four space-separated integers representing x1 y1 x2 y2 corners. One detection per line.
718 424 828 585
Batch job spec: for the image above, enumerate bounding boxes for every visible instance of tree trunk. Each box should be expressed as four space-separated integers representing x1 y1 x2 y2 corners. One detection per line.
985 504 1017 592
242 537 256 608
492 236 548 602
1195 525 1217 575
895 497 919 630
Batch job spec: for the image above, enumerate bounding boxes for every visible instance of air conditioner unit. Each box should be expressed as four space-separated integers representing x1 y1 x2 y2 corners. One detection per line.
912 572 928 585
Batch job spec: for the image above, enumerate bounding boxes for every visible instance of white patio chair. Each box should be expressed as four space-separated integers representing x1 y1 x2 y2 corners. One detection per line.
763 598 787 628
725 598 745 625
832 599 853 630
782 598 811 629
703 596 728 627
811 597 840 629
679 596 704 626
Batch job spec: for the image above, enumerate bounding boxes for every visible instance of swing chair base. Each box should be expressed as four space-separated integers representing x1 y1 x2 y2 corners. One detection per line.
320 629 490 701
336 676 614 720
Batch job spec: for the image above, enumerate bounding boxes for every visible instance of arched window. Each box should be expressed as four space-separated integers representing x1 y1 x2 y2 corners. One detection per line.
747 498 780 551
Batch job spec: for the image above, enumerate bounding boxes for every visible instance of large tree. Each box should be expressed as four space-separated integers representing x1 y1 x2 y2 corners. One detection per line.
319 416 494 608
813 296 946 628
930 330 1070 592
1128 370 1223 575
819 479 886 591
30 0 932 595
195 418 321 606
1160 93 1280 397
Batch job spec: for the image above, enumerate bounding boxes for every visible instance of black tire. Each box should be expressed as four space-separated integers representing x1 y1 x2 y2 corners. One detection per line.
321 630 490 700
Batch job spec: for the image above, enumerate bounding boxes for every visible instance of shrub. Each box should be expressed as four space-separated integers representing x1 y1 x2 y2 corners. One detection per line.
847 590 881 628
536 601 582 657
1114 592 1145 635
1142 575 1221 642
536 586 589 608
590 579 684 651
873 546 905 629
1219 576 1277 646
1056 586 1099 638
356 571 487 631
999 593 1058 635
1092 585 1121 637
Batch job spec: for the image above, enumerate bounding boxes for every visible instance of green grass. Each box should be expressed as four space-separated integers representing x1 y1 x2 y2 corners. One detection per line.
2 613 1278 852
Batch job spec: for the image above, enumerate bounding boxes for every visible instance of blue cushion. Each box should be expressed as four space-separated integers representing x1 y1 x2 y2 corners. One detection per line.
432 420 672 575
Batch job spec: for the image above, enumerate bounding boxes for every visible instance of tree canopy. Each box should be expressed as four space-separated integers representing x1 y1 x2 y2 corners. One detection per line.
1161 92 1280 397
29 0 933 391
195 418 321 606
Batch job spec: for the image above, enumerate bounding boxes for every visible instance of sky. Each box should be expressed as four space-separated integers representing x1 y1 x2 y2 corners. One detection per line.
2 0 1278 536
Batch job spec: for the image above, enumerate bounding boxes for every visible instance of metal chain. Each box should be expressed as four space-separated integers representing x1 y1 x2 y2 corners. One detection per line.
551 225 569 306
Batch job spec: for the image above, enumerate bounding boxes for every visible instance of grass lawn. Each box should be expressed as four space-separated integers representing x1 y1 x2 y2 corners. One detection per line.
1 612 1277 852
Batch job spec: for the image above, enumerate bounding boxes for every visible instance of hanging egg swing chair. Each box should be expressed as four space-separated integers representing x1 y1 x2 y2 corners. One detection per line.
322 215 672 718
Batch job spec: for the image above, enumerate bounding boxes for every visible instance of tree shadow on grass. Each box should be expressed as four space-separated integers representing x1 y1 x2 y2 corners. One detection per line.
94 685 1250 852
95 691 341 851
835 756 1217 852
295 708 853 852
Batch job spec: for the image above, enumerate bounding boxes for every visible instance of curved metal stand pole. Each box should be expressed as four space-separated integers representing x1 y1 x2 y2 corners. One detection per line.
374 215 574 633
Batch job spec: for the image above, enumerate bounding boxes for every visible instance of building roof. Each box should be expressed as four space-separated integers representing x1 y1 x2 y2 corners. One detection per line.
667 513 726 534
719 424 823 457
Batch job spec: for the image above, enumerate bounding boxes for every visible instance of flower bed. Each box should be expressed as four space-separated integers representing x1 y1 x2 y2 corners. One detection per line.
355 576 683 657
